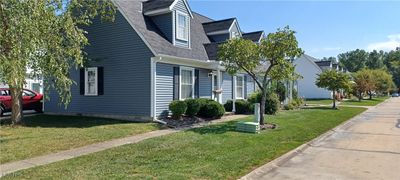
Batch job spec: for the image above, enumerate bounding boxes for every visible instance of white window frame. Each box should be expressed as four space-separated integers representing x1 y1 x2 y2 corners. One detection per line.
176 11 189 41
179 66 195 100
84 67 98 96
235 75 245 99
211 72 218 100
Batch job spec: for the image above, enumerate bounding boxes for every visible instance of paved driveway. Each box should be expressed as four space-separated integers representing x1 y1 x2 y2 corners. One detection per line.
243 97 400 180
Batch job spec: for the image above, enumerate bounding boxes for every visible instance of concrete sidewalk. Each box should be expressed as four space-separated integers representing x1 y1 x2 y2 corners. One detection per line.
0 114 248 177
242 97 400 180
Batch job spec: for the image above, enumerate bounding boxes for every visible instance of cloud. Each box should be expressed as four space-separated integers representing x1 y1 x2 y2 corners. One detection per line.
367 34 400 51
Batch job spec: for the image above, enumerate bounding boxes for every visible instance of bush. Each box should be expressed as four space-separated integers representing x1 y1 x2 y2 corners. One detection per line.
224 100 233 112
284 103 294 110
248 91 279 115
169 100 187 119
235 99 250 114
184 99 201 117
197 99 225 118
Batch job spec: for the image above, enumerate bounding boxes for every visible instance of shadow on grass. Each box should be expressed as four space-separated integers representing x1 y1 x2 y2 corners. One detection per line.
302 106 337 110
188 121 238 135
0 114 150 128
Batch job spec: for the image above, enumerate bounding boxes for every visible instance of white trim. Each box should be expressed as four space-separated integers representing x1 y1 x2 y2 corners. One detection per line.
179 66 195 100
176 11 189 42
257 31 265 43
211 72 217 100
235 74 245 99
150 58 157 120
84 67 98 96
112 0 157 55
172 11 176 46
169 0 193 18
156 54 220 70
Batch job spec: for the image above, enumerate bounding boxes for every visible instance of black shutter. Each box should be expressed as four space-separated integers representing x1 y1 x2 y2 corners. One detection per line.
195 69 199 98
98 67 104 95
173 67 180 100
80 68 85 95
244 75 248 99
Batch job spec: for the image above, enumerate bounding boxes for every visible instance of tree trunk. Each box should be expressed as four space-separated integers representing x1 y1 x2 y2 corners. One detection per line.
259 89 267 126
332 90 336 109
358 92 362 101
10 87 23 125
368 91 372 100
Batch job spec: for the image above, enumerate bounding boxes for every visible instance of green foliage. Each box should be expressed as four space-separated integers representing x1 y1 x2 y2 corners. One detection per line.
184 99 201 117
197 100 225 119
234 99 251 114
0 0 115 123
218 26 303 124
169 100 187 120
248 91 280 115
352 69 376 100
338 49 369 72
316 70 351 108
275 81 286 102
224 100 233 112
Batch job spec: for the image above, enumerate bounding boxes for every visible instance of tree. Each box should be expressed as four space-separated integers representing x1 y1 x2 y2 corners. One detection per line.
384 50 400 92
0 0 115 125
352 69 375 100
315 70 351 109
371 69 395 95
218 26 303 126
321 56 337 63
338 49 369 72
367 50 385 69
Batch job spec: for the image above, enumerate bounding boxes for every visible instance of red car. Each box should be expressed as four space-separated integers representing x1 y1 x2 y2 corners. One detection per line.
0 88 43 116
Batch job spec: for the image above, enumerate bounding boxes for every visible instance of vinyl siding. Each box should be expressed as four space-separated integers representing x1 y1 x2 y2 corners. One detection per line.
152 13 173 42
221 72 232 103
172 0 190 48
246 75 255 96
155 63 212 117
45 11 154 118
230 22 241 38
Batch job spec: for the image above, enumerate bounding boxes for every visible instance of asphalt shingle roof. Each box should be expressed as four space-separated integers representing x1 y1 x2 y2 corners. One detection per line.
142 0 175 12
115 0 212 61
315 61 332 67
242 31 264 42
202 18 236 34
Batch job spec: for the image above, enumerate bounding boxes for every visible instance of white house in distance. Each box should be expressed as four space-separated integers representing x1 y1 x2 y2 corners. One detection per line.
0 68 43 93
294 54 332 99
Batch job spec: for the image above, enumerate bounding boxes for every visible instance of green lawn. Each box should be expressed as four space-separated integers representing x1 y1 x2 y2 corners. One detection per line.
4 107 366 179
340 96 389 106
305 98 333 105
0 115 161 164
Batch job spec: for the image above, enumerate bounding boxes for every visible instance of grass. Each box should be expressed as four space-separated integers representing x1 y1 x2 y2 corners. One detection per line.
3 107 366 179
0 115 161 164
305 98 333 105
340 96 389 106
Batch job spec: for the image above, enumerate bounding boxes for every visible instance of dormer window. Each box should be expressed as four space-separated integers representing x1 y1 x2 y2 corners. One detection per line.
176 11 189 41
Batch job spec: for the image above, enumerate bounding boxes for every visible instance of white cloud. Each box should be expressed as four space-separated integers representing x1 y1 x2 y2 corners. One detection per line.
367 34 400 51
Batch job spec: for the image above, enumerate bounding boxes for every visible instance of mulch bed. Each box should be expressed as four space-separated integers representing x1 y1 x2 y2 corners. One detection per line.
161 116 217 128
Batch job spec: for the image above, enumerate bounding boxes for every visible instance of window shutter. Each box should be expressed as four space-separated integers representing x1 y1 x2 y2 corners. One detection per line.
244 75 248 99
80 68 85 95
98 67 104 95
195 69 199 98
173 67 180 100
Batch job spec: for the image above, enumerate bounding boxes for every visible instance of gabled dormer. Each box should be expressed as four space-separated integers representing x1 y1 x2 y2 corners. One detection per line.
202 18 242 42
143 0 193 49
242 31 265 44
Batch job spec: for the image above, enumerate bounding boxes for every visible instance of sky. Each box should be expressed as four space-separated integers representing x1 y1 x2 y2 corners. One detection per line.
188 0 400 59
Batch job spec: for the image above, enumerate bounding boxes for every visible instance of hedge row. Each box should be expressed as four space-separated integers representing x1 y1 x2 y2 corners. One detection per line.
169 98 225 120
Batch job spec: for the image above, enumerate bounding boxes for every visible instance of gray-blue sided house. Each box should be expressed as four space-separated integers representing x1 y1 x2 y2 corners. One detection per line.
45 0 265 121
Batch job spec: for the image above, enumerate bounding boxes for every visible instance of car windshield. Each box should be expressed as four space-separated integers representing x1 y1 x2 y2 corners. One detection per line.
23 90 36 97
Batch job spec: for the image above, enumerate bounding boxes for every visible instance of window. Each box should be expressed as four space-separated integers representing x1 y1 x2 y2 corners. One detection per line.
85 67 98 96
23 90 35 97
176 12 189 41
236 75 244 99
180 67 194 99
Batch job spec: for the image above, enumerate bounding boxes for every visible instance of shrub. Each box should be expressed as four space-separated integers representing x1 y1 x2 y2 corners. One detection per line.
169 100 187 120
197 99 225 118
224 100 233 112
235 99 250 114
248 91 279 115
184 99 201 117
284 103 294 110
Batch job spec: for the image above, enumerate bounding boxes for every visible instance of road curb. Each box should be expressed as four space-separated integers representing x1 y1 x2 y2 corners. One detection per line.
240 107 368 180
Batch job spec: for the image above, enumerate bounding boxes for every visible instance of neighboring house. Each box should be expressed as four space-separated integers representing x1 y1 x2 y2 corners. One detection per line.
0 69 43 93
294 54 332 99
45 0 262 121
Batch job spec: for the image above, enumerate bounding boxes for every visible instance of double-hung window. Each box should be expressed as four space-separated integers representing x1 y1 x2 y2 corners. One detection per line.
85 67 98 96
180 67 194 99
176 12 189 41
236 75 244 99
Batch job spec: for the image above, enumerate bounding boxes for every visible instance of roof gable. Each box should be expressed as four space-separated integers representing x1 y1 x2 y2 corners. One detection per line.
143 0 193 18
242 31 264 42
202 18 236 35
